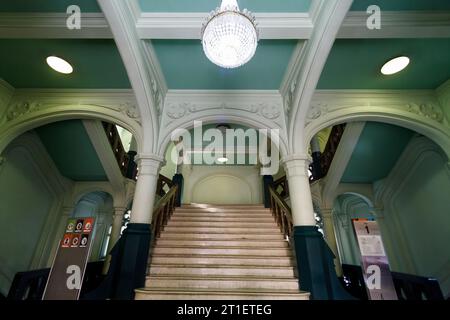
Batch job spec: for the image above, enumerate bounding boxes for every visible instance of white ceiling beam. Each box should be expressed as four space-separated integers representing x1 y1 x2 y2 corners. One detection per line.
0 13 112 38
135 12 314 39
0 11 449 39
338 11 450 38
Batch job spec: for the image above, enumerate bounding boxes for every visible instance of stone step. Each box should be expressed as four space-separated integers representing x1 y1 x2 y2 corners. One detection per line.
167 221 278 228
135 287 309 300
182 204 265 209
145 275 299 290
148 264 296 277
150 254 294 267
152 246 292 257
170 216 275 223
155 239 289 248
163 226 281 234
175 208 270 213
158 232 285 241
173 212 273 219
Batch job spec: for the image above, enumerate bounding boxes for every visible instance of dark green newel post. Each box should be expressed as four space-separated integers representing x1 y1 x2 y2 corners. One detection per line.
292 226 356 300
172 173 183 207
112 223 152 300
262 175 273 208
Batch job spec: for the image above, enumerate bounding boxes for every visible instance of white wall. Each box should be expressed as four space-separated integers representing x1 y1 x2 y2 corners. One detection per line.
0 132 67 296
181 165 262 205
374 136 450 297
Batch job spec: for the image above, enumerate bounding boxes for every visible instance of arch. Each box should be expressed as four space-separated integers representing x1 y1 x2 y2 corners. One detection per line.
157 115 288 161
0 104 143 156
302 108 450 160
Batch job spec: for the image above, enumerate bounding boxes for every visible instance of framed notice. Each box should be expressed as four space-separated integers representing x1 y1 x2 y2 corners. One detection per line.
352 219 397 300
42 217 95 300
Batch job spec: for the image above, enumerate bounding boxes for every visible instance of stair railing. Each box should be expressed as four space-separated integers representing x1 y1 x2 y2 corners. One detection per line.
151 184 178 238
268 184 293 239
272 176 290 201
156 174 174 197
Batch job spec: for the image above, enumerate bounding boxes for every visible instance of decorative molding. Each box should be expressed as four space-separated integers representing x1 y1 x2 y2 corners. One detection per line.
338 11 450 39
158 90 288 155
0 13 112 39
437 79 450 123
305 89 450 159
3 89 140 124
134 12 313 39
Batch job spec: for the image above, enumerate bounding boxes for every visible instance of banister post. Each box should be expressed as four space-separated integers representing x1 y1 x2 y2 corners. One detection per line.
262 175 274 208
172 173 183 207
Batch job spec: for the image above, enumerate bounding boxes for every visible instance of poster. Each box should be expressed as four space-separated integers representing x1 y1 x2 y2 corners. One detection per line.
352 219 398 300
42 217 95 300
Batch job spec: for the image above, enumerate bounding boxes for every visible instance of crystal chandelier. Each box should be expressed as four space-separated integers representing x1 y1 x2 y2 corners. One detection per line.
201 0 258 69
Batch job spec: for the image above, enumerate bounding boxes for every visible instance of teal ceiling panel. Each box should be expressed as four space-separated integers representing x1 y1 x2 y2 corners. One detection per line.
0 0 101 12
350 0 450 11
0 39 131 89
318 38 450 90
36 120 108 181
341 122 414 184
152 39 298 90
139 0 312 12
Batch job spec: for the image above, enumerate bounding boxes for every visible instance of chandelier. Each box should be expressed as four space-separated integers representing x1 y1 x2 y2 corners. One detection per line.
201 0 258 69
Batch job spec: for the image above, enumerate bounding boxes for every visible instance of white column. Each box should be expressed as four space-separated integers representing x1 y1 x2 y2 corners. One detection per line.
283 154 316 226
130 154 164 224
321 208 343 276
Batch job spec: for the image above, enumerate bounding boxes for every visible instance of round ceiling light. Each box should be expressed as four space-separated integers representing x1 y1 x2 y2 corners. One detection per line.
217 157 229 163
46 56 73 74
381 56 410 75
201 0 258 69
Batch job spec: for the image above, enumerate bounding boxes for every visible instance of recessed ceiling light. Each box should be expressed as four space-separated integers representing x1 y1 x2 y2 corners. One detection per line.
46 56 73 74
217 157 229 163
381 56 410 75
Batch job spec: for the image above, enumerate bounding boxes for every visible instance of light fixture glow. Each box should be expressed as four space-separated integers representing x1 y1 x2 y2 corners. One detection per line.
381 56 410 75
217 157 229 163
46 56 73 74
201 0 258 69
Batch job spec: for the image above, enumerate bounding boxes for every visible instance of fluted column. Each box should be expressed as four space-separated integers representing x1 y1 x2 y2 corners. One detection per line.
321 208 343 276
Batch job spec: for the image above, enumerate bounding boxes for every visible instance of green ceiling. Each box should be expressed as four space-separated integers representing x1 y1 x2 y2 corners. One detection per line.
139 0 312 12
318 38 450 90
341 122 414 184
0 39 130 89
152 40 298 90
350 0 450 11
35 120 108 181
0 0 101 12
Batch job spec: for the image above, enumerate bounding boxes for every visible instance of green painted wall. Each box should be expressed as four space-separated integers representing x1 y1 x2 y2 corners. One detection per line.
152 40 298 90
36 120 108 181
139 0 311 12
0 39 131 89
318 39 450 90
0 138 55 295
350 0 450 11
381 138 450 296
341 122 414 183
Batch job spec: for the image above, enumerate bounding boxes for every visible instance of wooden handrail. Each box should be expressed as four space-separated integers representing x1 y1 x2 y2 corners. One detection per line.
268 185 293 239
272 176 289 201
151 184 178 238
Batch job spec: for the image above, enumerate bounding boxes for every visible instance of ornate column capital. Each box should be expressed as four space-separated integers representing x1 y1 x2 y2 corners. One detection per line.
320 207 333 219
113 207 127 218
135 153 164 176
281 153 312 178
